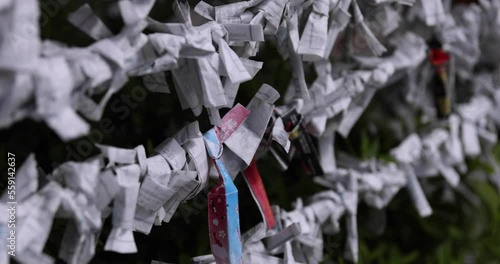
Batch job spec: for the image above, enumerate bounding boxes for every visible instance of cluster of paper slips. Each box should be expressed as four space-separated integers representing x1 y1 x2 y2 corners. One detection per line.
2 0 500 263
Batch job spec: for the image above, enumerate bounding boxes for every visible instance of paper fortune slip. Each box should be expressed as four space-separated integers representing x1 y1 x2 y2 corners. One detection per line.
204 104 250 264
242 160 276 231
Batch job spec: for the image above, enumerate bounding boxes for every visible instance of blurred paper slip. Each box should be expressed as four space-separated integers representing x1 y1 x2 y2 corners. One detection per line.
298 0 329 61
402 164 432 217
390 133 422 164
68 4 112 40
264 222 301 250
223 24 264 42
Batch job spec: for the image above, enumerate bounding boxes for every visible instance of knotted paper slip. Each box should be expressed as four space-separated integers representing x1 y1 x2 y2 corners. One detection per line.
203 104 250 264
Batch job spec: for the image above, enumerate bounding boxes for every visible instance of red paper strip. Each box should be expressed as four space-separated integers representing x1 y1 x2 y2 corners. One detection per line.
242 159 276 230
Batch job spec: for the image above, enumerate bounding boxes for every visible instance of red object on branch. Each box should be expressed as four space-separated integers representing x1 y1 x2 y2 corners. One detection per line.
429 49 450 67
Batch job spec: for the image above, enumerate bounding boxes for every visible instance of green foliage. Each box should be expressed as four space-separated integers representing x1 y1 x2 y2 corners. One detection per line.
331 106 500 263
